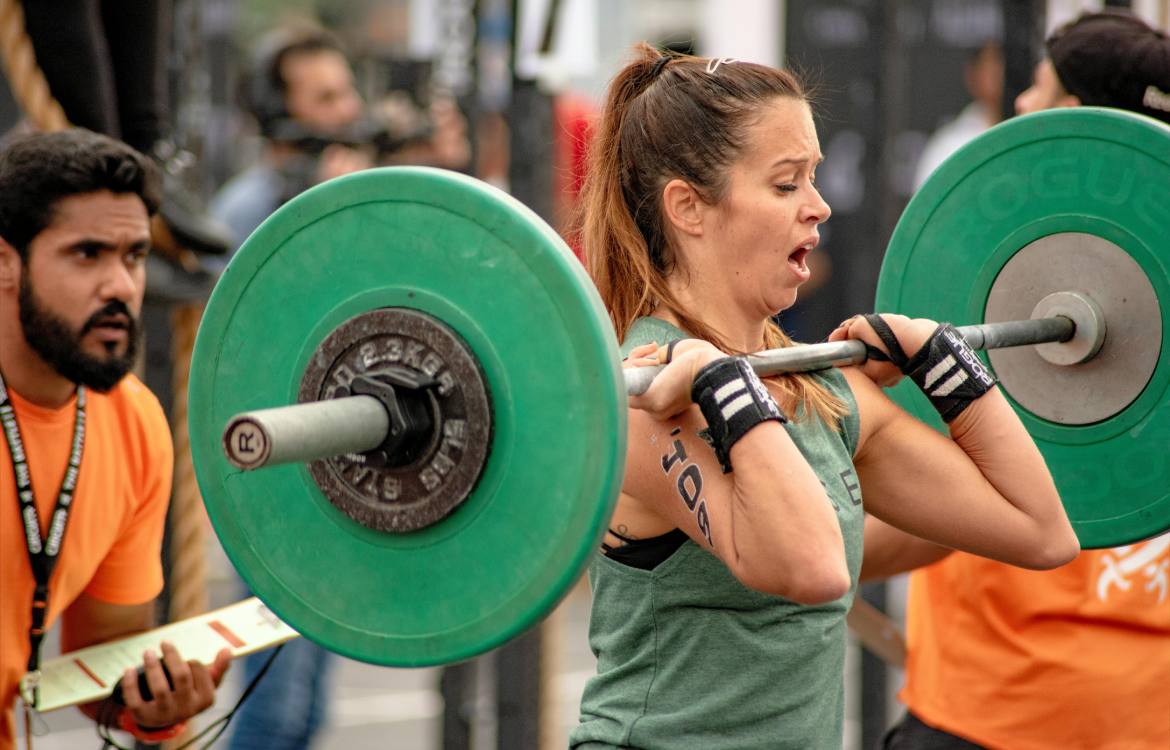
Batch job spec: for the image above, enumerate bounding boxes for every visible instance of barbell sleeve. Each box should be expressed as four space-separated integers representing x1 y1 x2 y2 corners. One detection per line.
224 315 1076 470
623 315 1076 396
223 394 390 470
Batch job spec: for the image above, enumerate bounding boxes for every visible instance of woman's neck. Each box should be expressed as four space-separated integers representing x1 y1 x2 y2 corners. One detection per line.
657 274 768 354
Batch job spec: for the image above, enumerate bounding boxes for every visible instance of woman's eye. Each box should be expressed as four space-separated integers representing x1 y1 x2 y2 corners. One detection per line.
775 184 798 193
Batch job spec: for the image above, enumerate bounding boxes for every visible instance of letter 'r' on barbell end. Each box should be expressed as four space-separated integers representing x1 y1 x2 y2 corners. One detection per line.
223 416 271 470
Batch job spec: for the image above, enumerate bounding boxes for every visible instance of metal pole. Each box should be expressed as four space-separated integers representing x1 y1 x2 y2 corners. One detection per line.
222 395 389 469
1001 0 1044 121
624 315 1075 396
222 315 1076 469
439 661 475 750
495 627 542 750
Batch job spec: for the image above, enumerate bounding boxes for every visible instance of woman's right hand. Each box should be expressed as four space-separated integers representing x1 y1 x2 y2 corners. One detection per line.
624 339 725 420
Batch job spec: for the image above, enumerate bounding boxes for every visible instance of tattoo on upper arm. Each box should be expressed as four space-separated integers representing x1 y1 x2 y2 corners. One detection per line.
696 502 712 544
677 465 702 510
657 428 714 546
661 429 687 472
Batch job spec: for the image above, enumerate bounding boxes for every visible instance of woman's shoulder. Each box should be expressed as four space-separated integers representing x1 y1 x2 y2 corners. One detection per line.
620 317 686 357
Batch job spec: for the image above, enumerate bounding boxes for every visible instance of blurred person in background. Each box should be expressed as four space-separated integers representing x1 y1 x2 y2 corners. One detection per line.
211 24 469 253
211 24 372 251
871 14 1170 750
912 40 1003 190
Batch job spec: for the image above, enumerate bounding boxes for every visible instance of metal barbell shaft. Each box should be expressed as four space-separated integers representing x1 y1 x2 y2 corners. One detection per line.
223 395 389 470
622 315 1076 396
224 315 1076 470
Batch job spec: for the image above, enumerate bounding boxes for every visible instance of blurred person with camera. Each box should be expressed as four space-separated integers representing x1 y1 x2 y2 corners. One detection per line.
211 24 470 254
210 25 372 252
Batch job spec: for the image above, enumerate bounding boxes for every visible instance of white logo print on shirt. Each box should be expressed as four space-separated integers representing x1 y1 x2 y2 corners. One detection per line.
1096 532 1170 604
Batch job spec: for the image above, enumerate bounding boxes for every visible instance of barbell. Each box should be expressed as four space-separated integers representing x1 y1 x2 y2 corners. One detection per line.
189 107 1170 667
221 313 1084 469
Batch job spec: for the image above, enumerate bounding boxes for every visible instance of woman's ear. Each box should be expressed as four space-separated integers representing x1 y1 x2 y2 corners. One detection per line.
661 178 706 237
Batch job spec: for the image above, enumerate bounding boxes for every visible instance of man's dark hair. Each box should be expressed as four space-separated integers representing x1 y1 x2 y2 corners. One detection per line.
249 25 348 133
1046 10 1170 124
266 27 346 99
0 129 161 259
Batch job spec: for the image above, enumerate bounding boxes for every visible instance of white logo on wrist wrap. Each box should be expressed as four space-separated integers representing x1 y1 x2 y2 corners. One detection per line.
713 367 781 420
924 329 995 398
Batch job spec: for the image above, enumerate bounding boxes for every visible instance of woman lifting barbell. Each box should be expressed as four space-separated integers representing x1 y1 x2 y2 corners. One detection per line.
569 44 1080 750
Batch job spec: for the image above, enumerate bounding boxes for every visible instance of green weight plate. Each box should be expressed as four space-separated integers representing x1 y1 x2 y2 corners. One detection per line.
876 108 1170 549
189 167 627 665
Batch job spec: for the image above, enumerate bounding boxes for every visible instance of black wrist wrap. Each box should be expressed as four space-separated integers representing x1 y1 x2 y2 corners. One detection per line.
904 323 998 422
690 357 787 473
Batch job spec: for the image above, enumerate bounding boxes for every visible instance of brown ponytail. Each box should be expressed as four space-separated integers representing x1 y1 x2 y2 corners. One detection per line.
577 43 846 424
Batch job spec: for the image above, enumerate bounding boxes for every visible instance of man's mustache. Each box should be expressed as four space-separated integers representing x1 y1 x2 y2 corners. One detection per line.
80 301 136 335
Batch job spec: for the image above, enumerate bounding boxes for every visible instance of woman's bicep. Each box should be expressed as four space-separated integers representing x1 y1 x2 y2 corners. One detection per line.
622 402 849 602
849 373 1057 563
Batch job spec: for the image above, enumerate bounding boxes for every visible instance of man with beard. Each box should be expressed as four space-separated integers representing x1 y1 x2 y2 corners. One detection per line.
0 129 230 750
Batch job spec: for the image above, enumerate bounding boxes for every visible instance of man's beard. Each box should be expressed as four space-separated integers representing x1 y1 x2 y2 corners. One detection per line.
18 275 140 393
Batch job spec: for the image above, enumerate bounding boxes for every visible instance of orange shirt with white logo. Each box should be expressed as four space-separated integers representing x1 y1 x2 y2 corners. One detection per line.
901 543 1170 750
1 376 173 749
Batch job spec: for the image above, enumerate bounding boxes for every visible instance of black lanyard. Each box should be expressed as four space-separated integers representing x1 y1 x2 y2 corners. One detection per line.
0 371 86 707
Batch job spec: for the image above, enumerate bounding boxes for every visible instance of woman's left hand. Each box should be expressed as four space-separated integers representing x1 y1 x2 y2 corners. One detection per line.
827 313 939 387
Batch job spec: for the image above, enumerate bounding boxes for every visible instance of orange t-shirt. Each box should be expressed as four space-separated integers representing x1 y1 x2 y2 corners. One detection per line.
0 375 173 748
902 542 1170 750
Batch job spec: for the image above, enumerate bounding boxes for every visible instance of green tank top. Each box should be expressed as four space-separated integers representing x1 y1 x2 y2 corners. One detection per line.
571 317 865 750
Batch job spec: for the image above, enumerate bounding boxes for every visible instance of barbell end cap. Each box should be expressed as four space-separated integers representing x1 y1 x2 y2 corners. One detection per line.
223 415 273 470
1031 291 1107 366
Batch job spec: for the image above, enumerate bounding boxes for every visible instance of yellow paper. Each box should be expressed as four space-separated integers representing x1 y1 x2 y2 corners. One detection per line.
26 597 299 712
